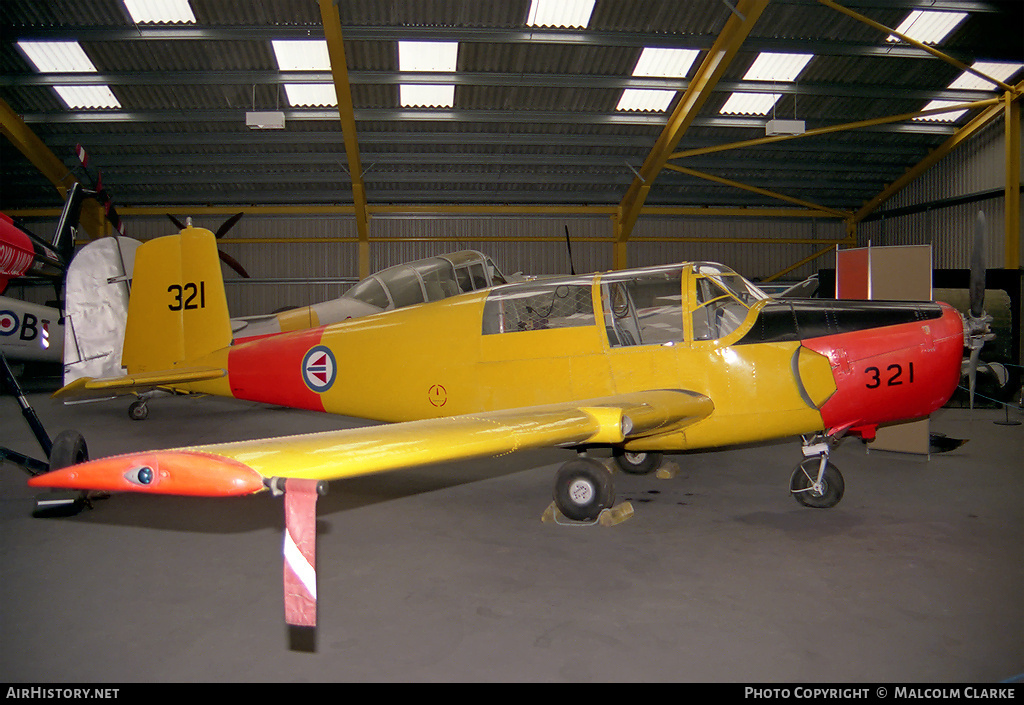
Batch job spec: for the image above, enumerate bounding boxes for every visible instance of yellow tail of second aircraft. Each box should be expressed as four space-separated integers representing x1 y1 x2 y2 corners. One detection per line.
120 226 232 373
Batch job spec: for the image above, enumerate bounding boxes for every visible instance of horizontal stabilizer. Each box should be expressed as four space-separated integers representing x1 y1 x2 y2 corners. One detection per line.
54 366 226 400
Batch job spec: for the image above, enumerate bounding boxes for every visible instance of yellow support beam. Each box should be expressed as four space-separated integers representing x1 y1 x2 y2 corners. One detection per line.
852 96 1015 224
1006 92 1021 270
669 98 1001 161
818 0 1016 93
615 0 769 269
764 244 844 283
0 97 110 238
319 0 370 277
662 163 850 219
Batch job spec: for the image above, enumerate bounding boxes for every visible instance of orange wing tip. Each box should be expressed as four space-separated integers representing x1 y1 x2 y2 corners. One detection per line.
27 451 266 497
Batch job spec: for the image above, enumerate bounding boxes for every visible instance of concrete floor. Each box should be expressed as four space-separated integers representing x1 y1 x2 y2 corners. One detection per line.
1 385 1022 683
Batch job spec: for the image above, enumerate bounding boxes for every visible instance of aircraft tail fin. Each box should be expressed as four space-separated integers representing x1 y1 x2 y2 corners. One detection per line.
121 227 233 373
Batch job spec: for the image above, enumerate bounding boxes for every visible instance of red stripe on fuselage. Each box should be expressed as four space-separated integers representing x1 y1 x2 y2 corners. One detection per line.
802 302 964 435
227 327 328 412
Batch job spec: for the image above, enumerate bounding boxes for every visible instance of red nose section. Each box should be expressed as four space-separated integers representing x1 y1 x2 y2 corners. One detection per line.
802 303 964 436
27 450 266 497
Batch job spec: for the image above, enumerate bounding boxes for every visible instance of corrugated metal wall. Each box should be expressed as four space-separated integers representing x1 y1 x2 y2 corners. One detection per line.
858 116 1023 270
11 114 1018 315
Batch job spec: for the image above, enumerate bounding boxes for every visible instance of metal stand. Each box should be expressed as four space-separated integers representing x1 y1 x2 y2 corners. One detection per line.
0 350 51 475
2 350 90 516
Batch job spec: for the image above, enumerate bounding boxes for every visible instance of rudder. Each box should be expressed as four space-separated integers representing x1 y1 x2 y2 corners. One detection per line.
121 227 232 373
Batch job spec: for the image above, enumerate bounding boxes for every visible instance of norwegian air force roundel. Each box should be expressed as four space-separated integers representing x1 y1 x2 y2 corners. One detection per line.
301 345 337 393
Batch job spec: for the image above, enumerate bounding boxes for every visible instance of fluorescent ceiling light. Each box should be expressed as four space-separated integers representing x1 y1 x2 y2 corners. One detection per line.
526 0 595 28
719 52 813 116
122 0 196 24
632 47 699 79
887 11 967 45
398 41 458 108
17 40 121 109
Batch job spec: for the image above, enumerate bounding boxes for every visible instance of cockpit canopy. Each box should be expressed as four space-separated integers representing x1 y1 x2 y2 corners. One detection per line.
344 250 508 311
481 262 767 344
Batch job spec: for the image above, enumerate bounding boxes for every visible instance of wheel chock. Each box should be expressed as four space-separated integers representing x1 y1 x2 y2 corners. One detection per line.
541 501 634 526
655 460 679 480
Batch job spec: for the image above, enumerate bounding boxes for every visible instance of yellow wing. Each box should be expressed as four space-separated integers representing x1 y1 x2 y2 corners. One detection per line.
29 389 713 496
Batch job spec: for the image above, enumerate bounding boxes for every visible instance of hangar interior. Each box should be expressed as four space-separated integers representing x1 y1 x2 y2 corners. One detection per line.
1 0 1023 683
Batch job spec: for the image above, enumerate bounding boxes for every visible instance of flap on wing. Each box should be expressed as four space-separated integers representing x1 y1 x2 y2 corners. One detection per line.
29 389 712 495
54 366 226 400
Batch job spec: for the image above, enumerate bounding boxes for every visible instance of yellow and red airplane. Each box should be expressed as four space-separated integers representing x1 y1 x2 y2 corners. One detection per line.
27 224 979 626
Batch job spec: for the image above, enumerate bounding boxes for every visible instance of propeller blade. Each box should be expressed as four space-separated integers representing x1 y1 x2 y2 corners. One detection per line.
969 211 986 319
564 225 576 276
218 250 250 279
968 345 981 410
215 212 244 239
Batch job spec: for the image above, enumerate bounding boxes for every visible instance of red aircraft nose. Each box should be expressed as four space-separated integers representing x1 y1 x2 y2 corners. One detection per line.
804 302 964 438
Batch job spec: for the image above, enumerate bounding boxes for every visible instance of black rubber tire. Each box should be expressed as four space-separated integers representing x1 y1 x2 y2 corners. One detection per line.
790 458 844 509
612 448 664 475
128 400 149 421
48 429 88 470
554 458 615 521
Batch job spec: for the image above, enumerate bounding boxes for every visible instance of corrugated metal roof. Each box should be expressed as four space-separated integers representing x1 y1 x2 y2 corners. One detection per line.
1 0 1021 215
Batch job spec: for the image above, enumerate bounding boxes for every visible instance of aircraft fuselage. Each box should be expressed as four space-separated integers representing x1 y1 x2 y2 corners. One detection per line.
187 263 963 452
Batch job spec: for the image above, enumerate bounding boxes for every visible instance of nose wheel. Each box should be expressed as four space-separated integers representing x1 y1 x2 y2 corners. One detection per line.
790 435 845 508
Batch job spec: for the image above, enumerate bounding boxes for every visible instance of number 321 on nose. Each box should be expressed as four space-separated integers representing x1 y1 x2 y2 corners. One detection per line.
864 362 914 389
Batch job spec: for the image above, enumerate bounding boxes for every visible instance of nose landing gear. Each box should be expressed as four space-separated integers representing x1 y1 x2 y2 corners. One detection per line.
790 434 845 508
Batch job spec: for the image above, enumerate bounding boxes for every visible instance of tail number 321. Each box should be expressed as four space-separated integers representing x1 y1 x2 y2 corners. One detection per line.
168 282 206 311
864 362 914 389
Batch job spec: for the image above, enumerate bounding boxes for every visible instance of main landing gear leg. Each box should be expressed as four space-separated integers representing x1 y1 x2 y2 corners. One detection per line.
790 434 845 509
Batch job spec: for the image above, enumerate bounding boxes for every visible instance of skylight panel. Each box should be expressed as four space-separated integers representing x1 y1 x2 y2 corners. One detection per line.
947 61 1024 90
616 48 699 112
915 61 1023 123
17 40 121 109
17 41 98 73
122 0 196 24
283 84 338 107
887 11 967 45
271 40 336 107
526 0 595 28
632 47 699 79
719 52 813 116
272 40 332 71
54 86 122 109
398 41 458 108
616 89 677 112
913 100 966 123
